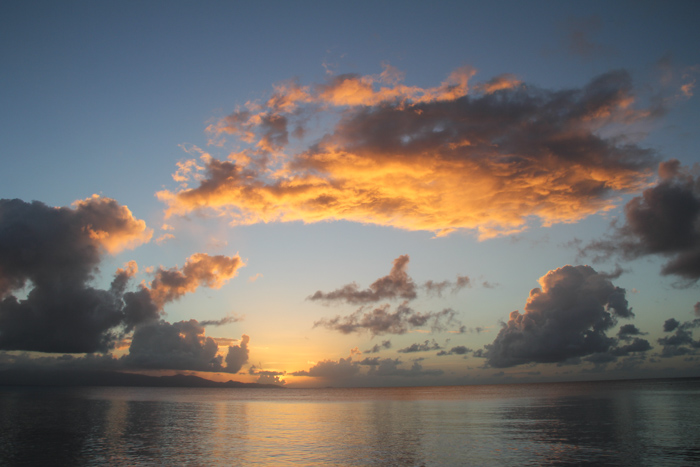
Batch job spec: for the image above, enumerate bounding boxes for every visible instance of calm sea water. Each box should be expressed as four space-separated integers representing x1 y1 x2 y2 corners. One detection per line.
1 378 699 466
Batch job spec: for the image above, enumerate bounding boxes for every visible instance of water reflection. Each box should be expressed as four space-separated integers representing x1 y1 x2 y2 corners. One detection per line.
494 380 700 466
0 379 699 466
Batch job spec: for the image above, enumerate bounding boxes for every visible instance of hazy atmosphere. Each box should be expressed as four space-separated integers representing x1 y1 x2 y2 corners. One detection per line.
2 0 700 388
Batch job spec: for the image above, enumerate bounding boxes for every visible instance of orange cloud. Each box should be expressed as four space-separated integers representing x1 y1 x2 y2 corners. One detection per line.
475 73 522 94
159 67 658 239
73 195 153 253
148 253 245 308
116 260 139 278
248 273 263 283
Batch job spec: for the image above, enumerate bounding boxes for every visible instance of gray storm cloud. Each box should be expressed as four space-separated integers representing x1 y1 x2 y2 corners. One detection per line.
0 197 154 353
291 356 442 382
658 318 700 357
123 320 249 374
481 265 649 368
0 197 245 364
584 160 700 281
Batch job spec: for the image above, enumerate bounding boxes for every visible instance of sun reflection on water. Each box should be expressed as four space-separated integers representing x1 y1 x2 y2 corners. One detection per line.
0 380 699 465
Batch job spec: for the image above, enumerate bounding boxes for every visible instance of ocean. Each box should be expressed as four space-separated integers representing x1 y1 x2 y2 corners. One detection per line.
1 378 699 466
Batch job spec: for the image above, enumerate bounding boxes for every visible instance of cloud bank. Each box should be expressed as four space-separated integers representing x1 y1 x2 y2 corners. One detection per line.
123 320 249 373
291 355 442 385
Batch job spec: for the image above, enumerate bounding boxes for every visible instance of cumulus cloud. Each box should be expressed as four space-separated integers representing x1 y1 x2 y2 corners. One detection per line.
290 357 360 379
0 197 155 353
663 318 680 332
583 160 700 282
69 195 153 254
120 320 249 374
314 301 460 336
248 365 286 385
148 253 244 308
617 324 646 340
481 265 639 368
611 338 652 356
1 324 251 376
0 196 245 357
124 320 217 371
159 66 657 239
224 334 250 373
658 318 700 357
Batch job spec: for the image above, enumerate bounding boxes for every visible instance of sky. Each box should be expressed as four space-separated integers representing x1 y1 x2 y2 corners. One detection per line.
1 0 700 388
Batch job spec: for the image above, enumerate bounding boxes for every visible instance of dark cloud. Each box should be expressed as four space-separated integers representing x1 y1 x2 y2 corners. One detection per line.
364 358 443 378
161 67 656 239
364 340 392 353
583 160 700 282
482 265 635 368
248 365 286 385
123 320 220 371
663 318 680 332
314 301 460 336
617 324 646 340
123 320 249 373
309 255 469 308
310 255 466 336
436 345 472 356
309 255 416 304
199 315 242 327
225 334 250 373
0 195 245 368
0 350 122 373
658 319 700 357
255 372 286 385
0 197 154 353
0 322 251 376
397 339 442 353
611 338 652 356
290 357 360 379
291 356 442 382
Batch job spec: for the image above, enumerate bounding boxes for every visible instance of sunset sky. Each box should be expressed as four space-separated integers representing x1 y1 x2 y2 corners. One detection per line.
2 1 700 387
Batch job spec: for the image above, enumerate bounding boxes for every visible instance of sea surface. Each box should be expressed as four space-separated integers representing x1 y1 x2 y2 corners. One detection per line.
1 378 699 466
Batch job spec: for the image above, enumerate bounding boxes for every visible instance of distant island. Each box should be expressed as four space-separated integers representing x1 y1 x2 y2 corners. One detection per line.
0 368 283 389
